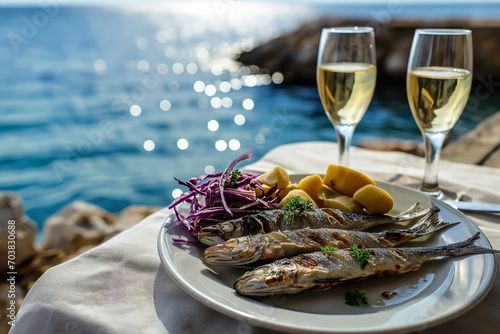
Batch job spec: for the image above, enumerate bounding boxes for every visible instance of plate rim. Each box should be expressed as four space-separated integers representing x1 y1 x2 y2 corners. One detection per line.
157 179 497 334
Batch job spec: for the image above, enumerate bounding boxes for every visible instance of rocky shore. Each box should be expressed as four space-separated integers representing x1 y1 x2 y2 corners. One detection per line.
0 193 160 334
237 18 500 85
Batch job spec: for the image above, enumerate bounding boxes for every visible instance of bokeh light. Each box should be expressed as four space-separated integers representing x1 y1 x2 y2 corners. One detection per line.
137 60 149 71
228 139 240 150
172 63 184 74
94 59 107 75
204 84 216 96
136 37 149 50
204 165 216 174
143 140 155 151
215 140 227 151
210 97 222 108
207 120 219 131
177 138 189 150
234 114 245 125
242 98 254 110
172 188 183 198
130 105 142 116
160 100 171 111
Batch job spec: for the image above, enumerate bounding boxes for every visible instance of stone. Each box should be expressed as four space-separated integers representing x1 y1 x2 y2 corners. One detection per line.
106 205 160 239
442 111 500 168
0 192 38 273
237 18 500 85
40 201 115 253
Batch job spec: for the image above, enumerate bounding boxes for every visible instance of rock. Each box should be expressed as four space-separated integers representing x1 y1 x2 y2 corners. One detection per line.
0 192 38 273
237 18 500 85
442 111 500 168
106 205 160 239
41 201 115 253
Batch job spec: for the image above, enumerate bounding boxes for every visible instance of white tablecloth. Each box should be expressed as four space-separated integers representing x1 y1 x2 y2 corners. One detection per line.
10 142 500 334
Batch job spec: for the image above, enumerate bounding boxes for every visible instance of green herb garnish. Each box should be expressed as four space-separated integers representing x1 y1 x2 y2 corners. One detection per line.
282 196 314 222
227 169 242 187
350 244 370 269
345 289 368 306
320 245 339 252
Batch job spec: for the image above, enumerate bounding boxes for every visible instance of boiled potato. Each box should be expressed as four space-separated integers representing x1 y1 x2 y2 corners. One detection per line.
297 174 323 205
255 184 275 198
277 183 299 200
257 165 290 189
317 184 341 202
323 195 365 213
323 165 375 196
353 184 394 214
278 189 318 208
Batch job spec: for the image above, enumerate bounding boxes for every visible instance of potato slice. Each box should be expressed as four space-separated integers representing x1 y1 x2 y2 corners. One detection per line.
317 184 341 202
297 174 323 204
255 184 275 198
323 195 365 213
256 165 290 190
353 184 394 214
323 165 375 196
278 189 318 208
277 183 299 200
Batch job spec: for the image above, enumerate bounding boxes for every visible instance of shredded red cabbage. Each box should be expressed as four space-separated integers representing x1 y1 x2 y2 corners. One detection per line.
167 152 277 238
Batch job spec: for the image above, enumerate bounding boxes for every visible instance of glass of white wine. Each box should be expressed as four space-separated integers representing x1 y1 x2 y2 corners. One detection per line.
317 27 377 166
407 29 473 198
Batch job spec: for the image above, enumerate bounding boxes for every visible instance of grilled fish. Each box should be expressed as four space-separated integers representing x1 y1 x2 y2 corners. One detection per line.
203 211 454 266
234 232 498 296
198 203 434 246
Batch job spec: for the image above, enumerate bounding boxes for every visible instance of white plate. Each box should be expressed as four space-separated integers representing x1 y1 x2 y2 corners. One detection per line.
157 179 497 334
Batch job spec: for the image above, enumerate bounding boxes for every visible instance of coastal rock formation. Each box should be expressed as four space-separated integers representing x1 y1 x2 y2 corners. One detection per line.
0 193 38 274
237 18 500 85
41 201 115 253
0 194 161 332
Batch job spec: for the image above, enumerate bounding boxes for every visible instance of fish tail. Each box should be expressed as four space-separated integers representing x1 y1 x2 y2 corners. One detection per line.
406 210 457 236
394 203 437 222
432 232 499 258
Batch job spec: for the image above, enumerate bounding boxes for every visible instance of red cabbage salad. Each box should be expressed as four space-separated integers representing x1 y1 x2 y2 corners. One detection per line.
167 152 278 238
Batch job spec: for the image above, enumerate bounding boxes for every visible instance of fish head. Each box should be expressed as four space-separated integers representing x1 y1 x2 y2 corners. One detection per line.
197 221 239 245
202 236 265 266
233 259 300 296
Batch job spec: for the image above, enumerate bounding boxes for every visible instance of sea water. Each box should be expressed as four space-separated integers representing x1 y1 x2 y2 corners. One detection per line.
0 1 499 229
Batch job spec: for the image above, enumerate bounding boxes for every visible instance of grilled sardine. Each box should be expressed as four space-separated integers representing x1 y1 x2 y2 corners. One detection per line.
198 203 434 245
234 232 498 296
203 210 454 265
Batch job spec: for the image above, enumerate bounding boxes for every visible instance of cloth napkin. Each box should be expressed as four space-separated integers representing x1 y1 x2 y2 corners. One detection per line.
10 141 500 334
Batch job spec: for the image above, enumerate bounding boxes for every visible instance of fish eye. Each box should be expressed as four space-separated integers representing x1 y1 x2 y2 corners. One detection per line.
221 223 235 233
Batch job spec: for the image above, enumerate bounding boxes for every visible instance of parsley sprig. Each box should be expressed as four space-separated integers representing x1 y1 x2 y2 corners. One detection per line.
282 196 314 222
320 245 339 252
227 169 242 187
350 244 370 269
345 289 368 306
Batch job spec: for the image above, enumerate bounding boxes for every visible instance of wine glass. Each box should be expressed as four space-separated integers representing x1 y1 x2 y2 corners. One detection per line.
407 29 473 198
316 27 377 166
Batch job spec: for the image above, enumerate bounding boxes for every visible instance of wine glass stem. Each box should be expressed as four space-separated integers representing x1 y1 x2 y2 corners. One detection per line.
335 124 356 166
421 131 446 196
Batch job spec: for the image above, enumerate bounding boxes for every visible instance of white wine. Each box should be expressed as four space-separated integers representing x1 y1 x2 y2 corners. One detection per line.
317 62 376 125
407 66 472 133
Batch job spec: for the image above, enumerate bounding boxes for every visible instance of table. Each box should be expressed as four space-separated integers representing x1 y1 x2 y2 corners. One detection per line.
10 142 500 334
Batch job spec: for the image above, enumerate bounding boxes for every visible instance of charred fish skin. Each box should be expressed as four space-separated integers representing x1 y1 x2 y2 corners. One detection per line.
234 232 499 296
202 211 453 266
198 202 434 246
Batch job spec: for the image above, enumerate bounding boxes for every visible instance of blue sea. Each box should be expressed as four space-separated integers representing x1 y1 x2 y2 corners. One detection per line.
1 1 499 233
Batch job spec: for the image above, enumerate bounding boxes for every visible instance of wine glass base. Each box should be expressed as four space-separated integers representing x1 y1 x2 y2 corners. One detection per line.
419 186 443 199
